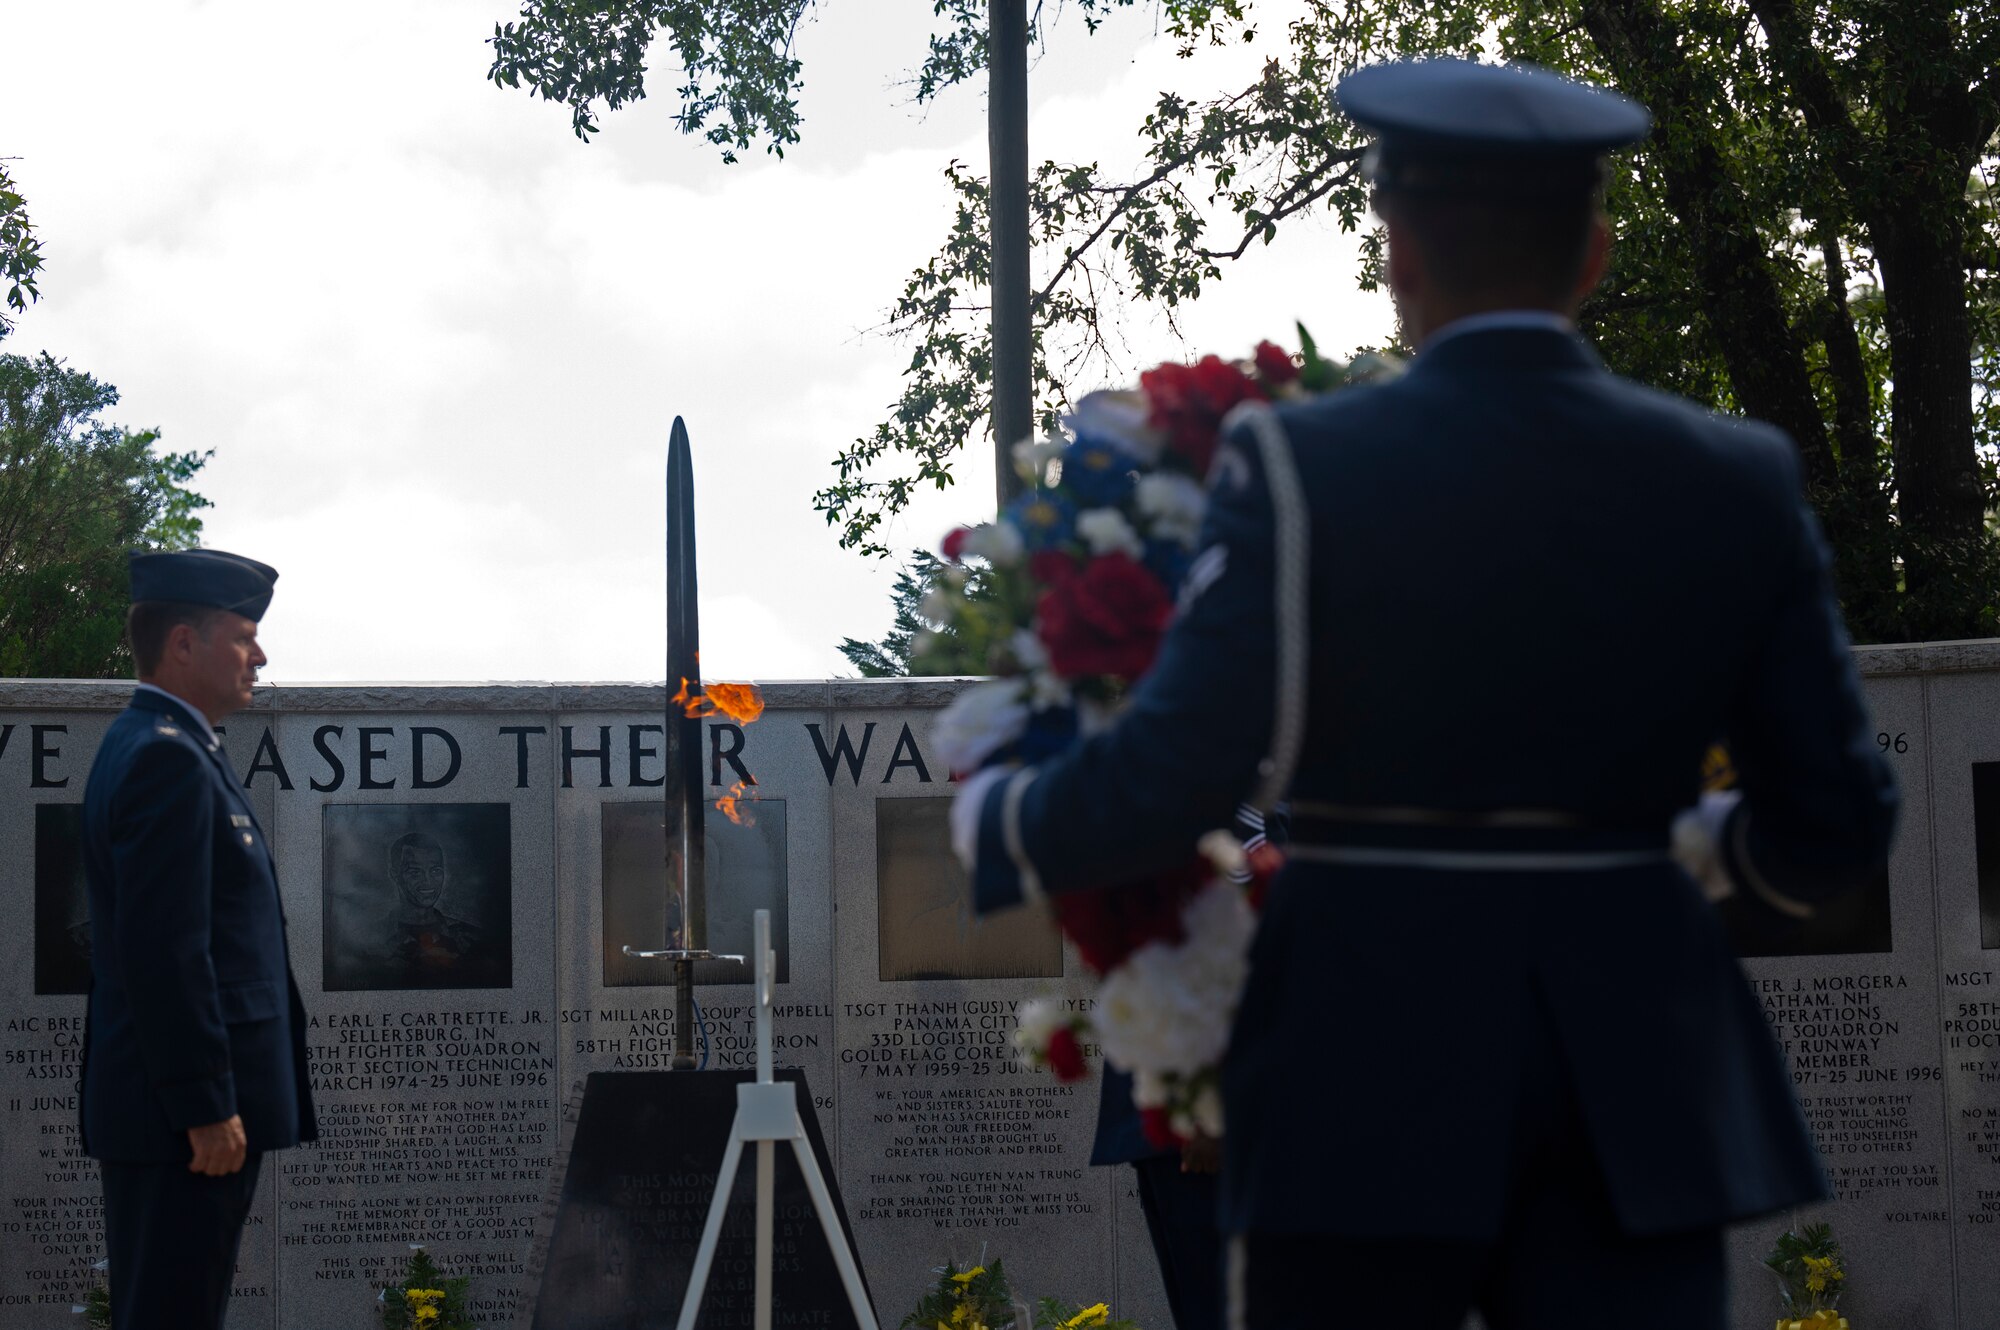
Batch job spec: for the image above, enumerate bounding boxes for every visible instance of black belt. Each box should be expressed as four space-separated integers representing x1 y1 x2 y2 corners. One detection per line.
1285 801 1671 872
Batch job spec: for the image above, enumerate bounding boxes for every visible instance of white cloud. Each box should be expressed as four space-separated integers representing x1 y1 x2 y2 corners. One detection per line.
2 0 1391 683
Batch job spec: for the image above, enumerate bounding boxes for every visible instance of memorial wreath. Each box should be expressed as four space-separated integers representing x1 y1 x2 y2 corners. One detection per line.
924 332 1394 1144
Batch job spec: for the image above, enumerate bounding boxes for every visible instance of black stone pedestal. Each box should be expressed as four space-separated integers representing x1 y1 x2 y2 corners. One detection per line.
528 1070 869 1330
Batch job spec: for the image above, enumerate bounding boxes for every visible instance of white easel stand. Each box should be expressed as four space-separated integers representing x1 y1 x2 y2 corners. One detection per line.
675 910 880 1330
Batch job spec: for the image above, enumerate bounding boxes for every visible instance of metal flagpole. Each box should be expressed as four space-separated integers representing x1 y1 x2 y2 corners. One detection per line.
989 0 1031 508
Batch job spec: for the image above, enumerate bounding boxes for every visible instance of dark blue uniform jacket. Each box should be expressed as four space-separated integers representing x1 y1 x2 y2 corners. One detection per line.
972 325 1897 1239
81 688 316 1163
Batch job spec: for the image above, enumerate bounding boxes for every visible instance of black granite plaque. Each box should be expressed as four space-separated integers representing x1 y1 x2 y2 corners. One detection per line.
530 1069 869 1330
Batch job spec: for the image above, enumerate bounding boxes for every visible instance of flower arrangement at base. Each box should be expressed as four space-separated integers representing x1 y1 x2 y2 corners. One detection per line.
925 330 1394 1145
1032 1296 1141 1330
1765 1222 1850 1330
378 1245 474 1330
899 1260 1020 1330
80 1268 110 1329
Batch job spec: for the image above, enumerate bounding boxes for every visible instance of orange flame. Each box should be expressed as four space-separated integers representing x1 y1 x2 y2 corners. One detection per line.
671 675 766 821
673 677 766 725
715 779 758 826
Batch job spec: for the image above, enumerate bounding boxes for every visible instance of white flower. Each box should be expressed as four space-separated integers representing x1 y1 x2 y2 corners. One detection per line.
961 520 1025 567
1192 1080 1225 1137
1135 472 1208 548
1012 996 1068 1057
1092 882 1255 1079
1067 390 1163 466
1076 697 1119 735
1196 829 1246 880
1029 668 1072 709
1131 1068 1171 1109
1077 507 1144 559
1012 434 1067 485
931 680 1029 774
1010 629 1048 672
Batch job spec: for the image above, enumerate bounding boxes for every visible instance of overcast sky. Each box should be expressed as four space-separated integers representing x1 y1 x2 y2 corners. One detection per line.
2 0 1392 684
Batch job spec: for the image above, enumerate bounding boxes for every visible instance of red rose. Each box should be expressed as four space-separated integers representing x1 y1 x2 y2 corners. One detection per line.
1139 1107 1180 1151
1029 548 1080 587
1140 355 1265 474
941 526 971 561
1244 841 1284 912
1045 1026 1088 1082
1052 859 1206 973
1034 552 1172 682
1253 340 1299 386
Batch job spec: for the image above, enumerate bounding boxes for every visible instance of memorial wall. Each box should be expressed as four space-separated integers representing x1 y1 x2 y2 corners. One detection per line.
0 647 1996 1327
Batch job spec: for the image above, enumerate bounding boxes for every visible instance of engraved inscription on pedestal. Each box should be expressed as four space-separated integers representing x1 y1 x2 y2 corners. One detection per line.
530 1070 863 1330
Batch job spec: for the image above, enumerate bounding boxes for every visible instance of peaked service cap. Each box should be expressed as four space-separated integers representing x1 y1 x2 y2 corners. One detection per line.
128 549 279 621
1337 58 1649 198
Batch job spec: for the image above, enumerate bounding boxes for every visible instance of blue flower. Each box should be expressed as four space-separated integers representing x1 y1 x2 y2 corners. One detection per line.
1059 436 1138 506
1005 490 1078 551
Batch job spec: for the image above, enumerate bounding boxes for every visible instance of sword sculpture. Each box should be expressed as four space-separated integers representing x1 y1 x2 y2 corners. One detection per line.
625 417 736 1069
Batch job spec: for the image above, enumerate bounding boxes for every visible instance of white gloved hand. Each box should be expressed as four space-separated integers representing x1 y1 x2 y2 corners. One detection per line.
1670 788 1743 903
950 766 1014 872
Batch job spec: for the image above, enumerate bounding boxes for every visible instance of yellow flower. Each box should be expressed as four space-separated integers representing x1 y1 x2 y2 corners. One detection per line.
950 1267 986 1284
1066 1304 1111 1328
414 1308 440 1326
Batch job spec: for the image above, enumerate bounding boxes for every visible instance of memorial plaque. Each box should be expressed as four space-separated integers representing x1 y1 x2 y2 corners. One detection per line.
0 704 283 1327
529 1069 863 1329
551 701 837 1107
0 712 113 1319
1927 666 2000 1314
267 707 561 1328
825 709 1115 1324
1724 672 1954 1328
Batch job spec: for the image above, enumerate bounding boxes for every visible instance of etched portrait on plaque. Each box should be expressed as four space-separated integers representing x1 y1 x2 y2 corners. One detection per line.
321 802 513 991
600 799 790 987
1976 762 2000 949
33 802 92 996
875 797 1062 981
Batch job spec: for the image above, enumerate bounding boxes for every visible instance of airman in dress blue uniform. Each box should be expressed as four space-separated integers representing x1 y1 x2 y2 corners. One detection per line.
82 550 316 1330
954 59 1897 1328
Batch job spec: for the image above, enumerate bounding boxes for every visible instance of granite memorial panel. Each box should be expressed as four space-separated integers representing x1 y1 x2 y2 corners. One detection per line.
0 707 283 1328
1722 672 1955 1327
265 708 561 1328
821 706 1134 1325
1923 664 2000 1317
2 654 1998 1327
0 711 115 1321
